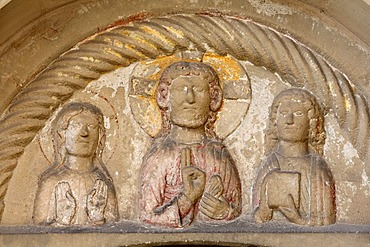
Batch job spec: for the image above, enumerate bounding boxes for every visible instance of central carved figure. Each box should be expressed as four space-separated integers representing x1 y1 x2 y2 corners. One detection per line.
140 61 242 227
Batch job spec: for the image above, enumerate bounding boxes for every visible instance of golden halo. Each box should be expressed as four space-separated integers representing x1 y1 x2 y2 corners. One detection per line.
128 52 251 139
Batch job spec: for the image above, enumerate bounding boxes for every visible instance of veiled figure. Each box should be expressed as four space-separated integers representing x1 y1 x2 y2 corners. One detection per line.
140 61 242 228
253 88 336 226
33 102 118 226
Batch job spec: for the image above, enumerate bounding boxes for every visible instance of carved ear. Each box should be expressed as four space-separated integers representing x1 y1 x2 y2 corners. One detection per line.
210 85 223 111
156 83 169 109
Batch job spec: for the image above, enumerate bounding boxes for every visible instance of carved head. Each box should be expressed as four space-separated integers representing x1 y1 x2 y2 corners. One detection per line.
266 88 325 155
157 61 223 138
52 102 106 163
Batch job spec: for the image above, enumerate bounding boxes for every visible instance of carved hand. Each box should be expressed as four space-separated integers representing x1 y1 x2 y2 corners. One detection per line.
254 176 273 223
278 194 304 225
55 182 76 225
254 205 273 223
200 192 229 220
181 167 206 203
199 175 229 220
180 147 206 204
86 179 108 224
206 175 224 197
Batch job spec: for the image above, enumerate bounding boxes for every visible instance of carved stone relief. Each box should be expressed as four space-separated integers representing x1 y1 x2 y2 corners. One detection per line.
33 102 118 226
0 8 369 246
253 88 336 226
139 61 242 227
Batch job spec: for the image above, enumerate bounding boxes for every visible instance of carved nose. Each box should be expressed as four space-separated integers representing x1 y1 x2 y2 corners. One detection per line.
285 112 294 124
79 125 89 137
185 87 195 104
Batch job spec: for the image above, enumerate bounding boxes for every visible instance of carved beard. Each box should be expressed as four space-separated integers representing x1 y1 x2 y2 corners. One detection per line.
170 110 209 129
167 97 212 130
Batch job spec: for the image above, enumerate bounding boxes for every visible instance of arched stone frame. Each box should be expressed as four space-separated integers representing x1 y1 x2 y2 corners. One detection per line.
1 0 370 112
0 12 368 223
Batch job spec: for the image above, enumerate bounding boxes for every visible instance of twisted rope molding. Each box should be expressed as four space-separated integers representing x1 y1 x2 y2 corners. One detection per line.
0 14 368 219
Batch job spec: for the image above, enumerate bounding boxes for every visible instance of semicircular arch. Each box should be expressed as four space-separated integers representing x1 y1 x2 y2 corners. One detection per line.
0 13 368 218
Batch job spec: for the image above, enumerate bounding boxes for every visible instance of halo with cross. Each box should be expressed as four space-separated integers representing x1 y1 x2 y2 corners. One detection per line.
128 52 251 139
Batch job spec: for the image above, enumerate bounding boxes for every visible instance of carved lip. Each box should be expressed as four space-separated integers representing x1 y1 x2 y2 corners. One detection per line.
182 107 199 111
76 139 91 144
283 127 299 132
182 105 201 109
284 126 297 129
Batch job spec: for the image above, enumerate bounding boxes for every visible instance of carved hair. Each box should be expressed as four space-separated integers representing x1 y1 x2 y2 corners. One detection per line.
156 61 223 139
41 102 108 179
266 88 326 155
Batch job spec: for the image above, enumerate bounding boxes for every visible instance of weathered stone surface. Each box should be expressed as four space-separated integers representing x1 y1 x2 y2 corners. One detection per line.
0 0 369 246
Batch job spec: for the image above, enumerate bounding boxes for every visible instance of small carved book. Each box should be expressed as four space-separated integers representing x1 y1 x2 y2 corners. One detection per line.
265 171 301 210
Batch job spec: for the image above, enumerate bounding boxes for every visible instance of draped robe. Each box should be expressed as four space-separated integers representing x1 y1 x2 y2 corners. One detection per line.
140 136 242 227
33 166 118 225
253 152 336 225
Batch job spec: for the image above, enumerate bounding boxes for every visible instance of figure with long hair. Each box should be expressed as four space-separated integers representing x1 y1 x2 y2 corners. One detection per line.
33 102 118 226
253 88 336 225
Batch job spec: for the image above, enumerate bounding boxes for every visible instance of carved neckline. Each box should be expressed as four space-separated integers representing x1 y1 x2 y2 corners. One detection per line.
165 134 210 146
275 151 311 160
62 164 99 174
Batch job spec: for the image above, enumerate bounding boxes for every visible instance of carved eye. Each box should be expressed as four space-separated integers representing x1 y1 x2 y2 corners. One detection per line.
294 111 303 116
193 86 204 92
279 111 288 116
87 124 98 130
173 85 186 92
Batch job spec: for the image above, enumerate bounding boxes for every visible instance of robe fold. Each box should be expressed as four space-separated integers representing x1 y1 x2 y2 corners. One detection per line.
33 166 118 225
140 136 242 227
253 152 336 225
